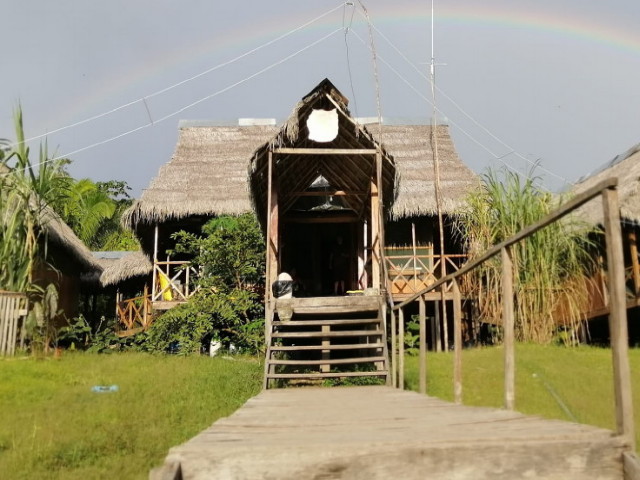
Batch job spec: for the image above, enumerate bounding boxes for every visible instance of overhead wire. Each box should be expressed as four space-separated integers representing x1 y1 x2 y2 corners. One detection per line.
3 27 343 171
7 2 346 149
342 2 359 117
359 14 575 188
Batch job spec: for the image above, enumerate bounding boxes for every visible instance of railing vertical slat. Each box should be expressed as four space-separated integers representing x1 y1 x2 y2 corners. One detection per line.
453 279 462 404
399 307 405 389
419 297 427 395
602 187 635 449
502 246 515 410
390 309 397 388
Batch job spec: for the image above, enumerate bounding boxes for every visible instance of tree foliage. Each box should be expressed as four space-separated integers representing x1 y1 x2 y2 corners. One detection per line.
145 214 266 354
456 169 596 343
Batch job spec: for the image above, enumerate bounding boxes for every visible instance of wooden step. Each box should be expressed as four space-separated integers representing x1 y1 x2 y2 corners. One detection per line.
276 296 381 315
268 356 386 366
272 318 380 327
265 371 389 379
269 343 385 351
272 330 382 339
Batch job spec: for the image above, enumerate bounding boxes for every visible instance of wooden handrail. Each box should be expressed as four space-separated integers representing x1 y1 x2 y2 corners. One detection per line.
389 177 635 451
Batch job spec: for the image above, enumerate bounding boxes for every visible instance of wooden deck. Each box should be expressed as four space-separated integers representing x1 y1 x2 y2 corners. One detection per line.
151 386 632 479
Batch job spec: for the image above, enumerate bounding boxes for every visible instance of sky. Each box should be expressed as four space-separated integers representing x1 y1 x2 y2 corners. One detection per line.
1 0 639 197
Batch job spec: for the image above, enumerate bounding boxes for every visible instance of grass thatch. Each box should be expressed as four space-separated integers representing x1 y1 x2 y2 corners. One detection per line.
123 79 478 230
571 143 640 225
99 251 152 287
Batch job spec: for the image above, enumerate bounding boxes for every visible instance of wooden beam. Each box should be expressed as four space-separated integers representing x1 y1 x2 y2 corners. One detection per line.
399 307 405 389
628 230 640 297
273 148 378 155
502 246 515 411
282 215 359 224
602 187 635 449
390 308 397 388
291 190 367 197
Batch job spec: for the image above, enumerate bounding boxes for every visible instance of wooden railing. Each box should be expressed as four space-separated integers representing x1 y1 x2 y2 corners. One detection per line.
0 291 28 356
385 249 467 296
116 292 152 332
389 178 635 451
151 261 197 303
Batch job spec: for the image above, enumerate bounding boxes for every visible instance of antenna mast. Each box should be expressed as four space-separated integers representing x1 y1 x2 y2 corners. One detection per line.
430 0 448 352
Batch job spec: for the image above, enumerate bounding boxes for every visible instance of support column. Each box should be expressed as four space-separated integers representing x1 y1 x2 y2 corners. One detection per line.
628 230 640 298
370 176 380 291
265 151 279 337
502 246 515 411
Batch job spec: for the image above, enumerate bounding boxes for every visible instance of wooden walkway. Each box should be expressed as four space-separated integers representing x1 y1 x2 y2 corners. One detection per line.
151 386 632 479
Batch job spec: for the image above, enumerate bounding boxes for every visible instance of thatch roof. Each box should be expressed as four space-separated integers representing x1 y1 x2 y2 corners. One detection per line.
99 250 152 287
124 79 477 230
570 143 640 225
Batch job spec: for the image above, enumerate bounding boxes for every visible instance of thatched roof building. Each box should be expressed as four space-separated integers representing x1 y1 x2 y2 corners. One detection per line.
571 143 640 225
123 79 477 234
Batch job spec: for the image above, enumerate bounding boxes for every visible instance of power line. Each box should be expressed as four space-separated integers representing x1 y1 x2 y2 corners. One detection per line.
361 16 574 188
3 28 343 172
8 2 346 149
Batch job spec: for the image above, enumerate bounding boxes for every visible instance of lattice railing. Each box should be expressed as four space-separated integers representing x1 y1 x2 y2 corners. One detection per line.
152 261 198 302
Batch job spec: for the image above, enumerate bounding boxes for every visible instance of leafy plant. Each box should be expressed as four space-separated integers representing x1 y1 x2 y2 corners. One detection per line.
455 168 596 343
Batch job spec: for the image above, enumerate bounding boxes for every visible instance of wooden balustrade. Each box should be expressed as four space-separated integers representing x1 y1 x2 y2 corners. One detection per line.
385 250 467 296
152 261 197 303
116 292 152 332
389 178 635 451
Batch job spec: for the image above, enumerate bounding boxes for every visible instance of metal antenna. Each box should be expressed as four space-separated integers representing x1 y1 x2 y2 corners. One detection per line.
430 0 449 352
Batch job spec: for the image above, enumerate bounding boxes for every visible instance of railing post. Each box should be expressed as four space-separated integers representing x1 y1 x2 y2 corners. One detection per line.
602 187 635 449
419 296 427 395
399 307 405 390
453 279 462 405
502 246 515 410
390 308 397 388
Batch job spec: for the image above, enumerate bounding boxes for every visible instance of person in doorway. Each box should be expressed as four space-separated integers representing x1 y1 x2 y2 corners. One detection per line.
330 236 348 295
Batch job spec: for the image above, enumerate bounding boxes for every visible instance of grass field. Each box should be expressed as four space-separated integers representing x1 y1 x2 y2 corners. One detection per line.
404 343 640 450
1 345 638 478
0 353 262 479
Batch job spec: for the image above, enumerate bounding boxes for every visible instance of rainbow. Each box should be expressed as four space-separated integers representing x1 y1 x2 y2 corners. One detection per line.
58 2 640 128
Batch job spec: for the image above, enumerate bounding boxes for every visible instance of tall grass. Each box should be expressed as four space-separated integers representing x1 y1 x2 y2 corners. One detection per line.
404 344 640 450
0 353 262 479
456 169 596 343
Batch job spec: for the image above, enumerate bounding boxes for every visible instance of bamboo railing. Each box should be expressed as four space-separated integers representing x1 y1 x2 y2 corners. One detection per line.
390 177 635 451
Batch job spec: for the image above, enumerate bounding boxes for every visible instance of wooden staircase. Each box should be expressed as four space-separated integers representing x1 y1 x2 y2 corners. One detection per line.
263 296 390 388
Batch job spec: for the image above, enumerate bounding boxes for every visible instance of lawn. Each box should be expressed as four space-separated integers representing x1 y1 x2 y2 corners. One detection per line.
0 353 262 479
2 345 639 479
404 343 640 450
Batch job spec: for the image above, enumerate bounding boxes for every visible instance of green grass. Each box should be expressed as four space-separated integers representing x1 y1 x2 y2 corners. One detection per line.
404 343 640 450
0 352 262 479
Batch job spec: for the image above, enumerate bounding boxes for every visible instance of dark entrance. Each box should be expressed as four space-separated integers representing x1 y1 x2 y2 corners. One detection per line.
281 221 357 296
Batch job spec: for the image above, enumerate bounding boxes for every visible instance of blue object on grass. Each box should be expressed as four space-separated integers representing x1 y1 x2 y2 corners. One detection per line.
91 385 119 393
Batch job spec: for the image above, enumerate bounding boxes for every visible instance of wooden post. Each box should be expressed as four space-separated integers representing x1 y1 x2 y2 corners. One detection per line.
502 246 515 411
453 279 463 405
628 230 640 297
152 225 159 301
602 187 635 449
399 307 405 390
390 308 397 388
142 285 149 328
419 296 427 395
434 300 442 352
371 176 380 291
265 150 279 338
412 223 418 292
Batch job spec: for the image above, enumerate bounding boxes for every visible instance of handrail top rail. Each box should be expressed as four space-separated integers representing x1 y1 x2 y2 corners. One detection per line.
392 177 618 311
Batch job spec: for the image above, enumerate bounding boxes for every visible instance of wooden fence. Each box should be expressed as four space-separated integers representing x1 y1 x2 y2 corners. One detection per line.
390 177 636 452
0 290 28 356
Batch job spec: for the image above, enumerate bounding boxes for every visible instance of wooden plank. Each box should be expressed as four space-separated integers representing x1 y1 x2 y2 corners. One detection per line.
272 318 379 327
602 187 635 449
266 371 388 379
291 190 366 197
624 452 640 480
629 230 640 297
502 246 515 411
272 330 382 339
272 148 378 155
399 308 405 389
453 279 463 404
270 343 385 351
390 309 397 388
269 356 386 366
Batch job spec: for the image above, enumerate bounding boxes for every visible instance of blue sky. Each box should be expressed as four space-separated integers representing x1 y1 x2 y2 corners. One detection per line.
2 0 639 196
